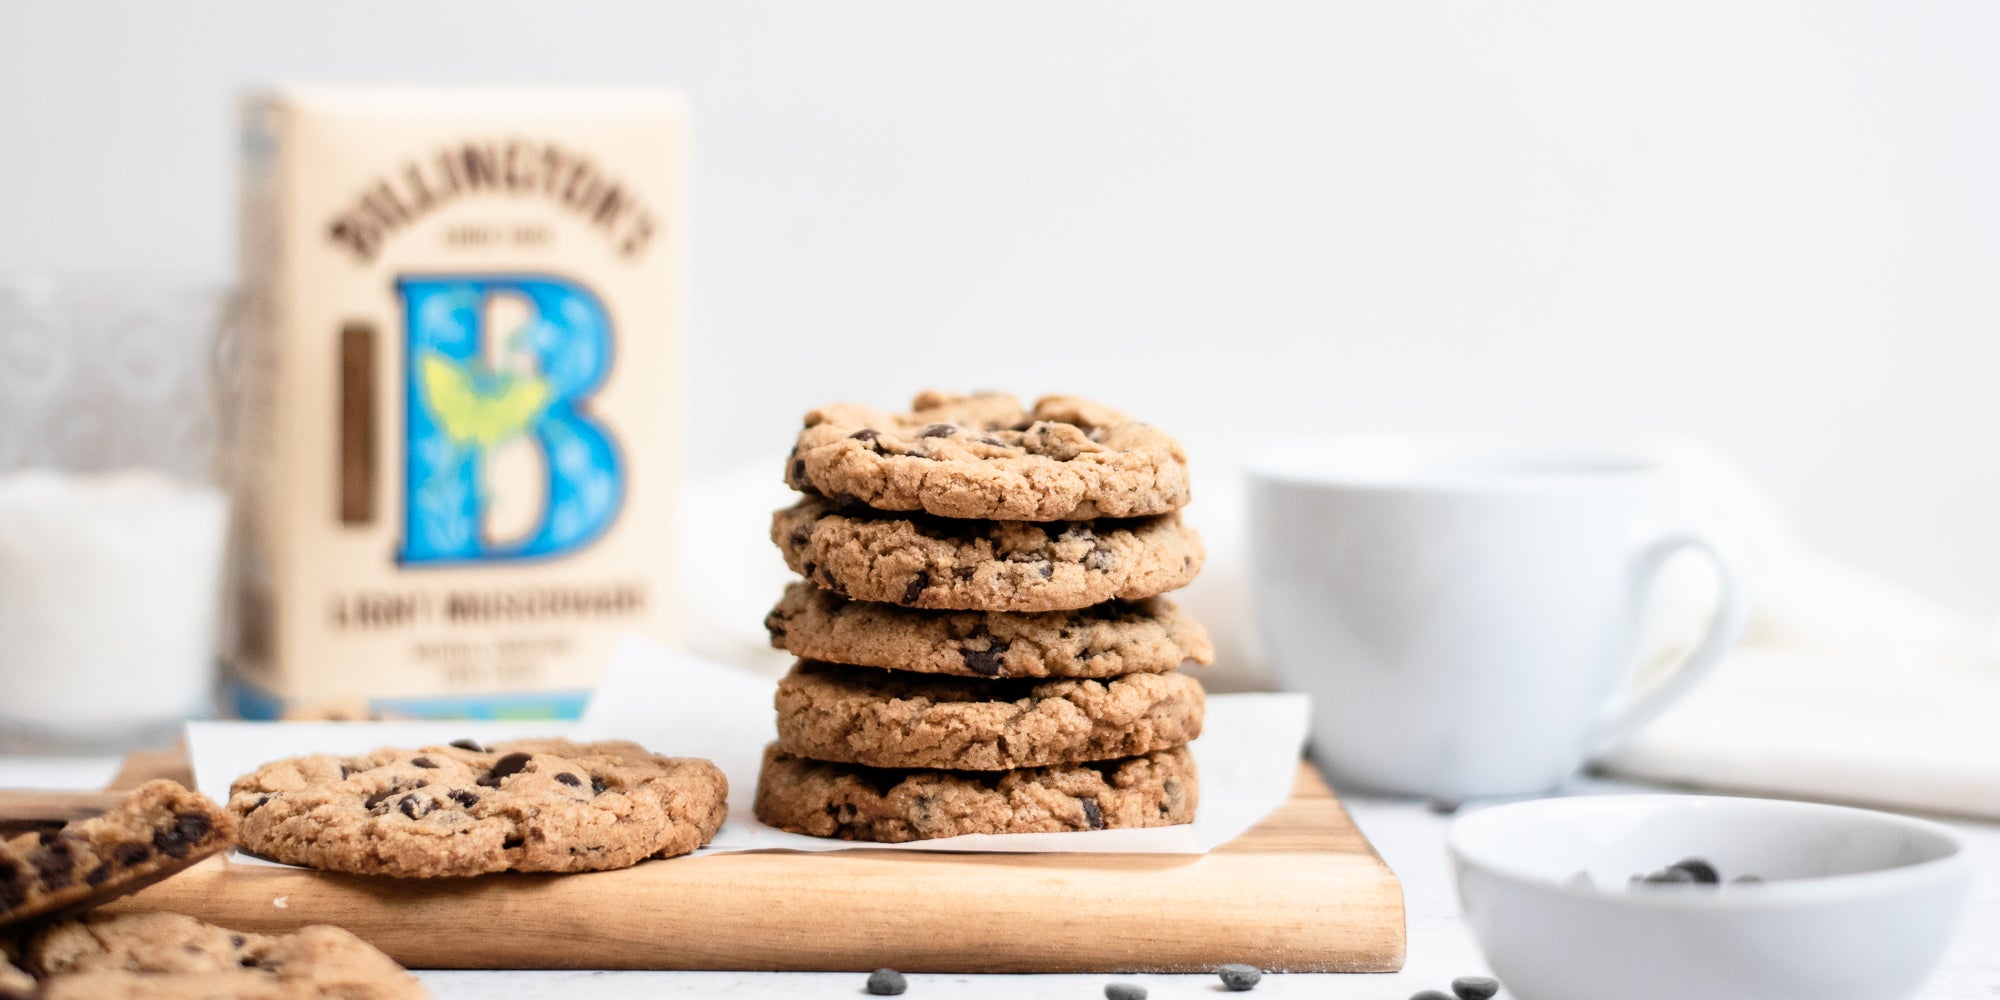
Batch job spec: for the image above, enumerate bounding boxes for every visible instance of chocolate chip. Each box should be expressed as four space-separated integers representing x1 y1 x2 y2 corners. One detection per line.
1636 866 1696 885
1080 797 1104 830
850 428 879 441
113 842 151 867
412 756 437 768
1087 545 1116 571
920 423 956 438
977 436 1005 446
175 813 213 845
152 823 196 859
1219 964 1263 991
398 796 432 819
790 528 810 548
1037 562 1054 579
1010 419 1035 432
32 850 72 890
503 836 525 850
1671 857 1721 884
84 865 113 887
1410 992 1454 1000
961 646 1006 677
1451 976 1499 1000
554 772 582 787
364 790 396 809
230 935 246 948
866 968 907 995
900 570 930 605
339 766 354 779
488 752 536 784
591 778 609 795
248 794 271 812
1105 984 1147 1000
1427 797 1463 815
449 739 485 752
791 458 807 482
449 790 480 809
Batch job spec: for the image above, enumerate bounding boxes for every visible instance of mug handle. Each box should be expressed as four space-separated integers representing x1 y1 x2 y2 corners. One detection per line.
1590 528 1751 751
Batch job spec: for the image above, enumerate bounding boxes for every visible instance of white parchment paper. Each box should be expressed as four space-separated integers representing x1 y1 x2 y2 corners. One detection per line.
184 636 1309 862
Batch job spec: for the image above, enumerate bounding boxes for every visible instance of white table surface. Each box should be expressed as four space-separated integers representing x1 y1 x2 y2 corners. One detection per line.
3 755 1993 999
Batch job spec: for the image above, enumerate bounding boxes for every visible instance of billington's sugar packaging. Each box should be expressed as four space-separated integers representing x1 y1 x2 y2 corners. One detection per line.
228 87 684 718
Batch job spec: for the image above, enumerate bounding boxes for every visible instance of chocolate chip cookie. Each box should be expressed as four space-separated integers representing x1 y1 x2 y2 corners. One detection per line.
23 911 427 999
776 661 1205 770
764 582 1213 678
786 390 1192 522
772 498 1203 613
227 739 727 878
0 780 234 928
753 744 1198 842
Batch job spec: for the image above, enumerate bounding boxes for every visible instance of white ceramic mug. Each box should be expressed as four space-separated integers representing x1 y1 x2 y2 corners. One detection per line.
1245 435 1749 799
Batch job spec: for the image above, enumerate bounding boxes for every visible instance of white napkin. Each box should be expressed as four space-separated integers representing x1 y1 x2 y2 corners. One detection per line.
1591 438 2000 818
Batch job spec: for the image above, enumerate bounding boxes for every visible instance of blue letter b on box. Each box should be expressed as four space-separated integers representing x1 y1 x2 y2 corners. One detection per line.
397 275 623 565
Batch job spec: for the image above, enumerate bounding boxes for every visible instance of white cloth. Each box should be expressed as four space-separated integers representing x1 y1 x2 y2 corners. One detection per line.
1596 438 2000 819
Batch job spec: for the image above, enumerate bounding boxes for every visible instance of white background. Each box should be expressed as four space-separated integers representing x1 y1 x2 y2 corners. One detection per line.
2 1 1996 613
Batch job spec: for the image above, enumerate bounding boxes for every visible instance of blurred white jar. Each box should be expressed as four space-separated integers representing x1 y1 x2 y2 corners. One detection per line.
0 470 227 747
0 276 232 751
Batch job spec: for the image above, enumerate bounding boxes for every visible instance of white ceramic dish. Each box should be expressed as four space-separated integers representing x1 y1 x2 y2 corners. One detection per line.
1447 794 1972 1000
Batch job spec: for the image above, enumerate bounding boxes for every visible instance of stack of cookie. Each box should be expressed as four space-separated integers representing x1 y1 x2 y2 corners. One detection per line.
753 390 1213 843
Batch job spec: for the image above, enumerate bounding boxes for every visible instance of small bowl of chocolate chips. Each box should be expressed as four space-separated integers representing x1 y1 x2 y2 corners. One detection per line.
1446 794 1972 1000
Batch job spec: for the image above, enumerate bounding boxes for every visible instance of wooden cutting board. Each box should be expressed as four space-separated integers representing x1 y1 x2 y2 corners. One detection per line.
93 749 1405 973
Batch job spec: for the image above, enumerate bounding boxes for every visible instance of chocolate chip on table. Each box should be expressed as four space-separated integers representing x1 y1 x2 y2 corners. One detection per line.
1411 991 1455 1000
1670 857 1721 884
865 967 907 995
1452 975 1500 1000
1218 963 1262 991
1427 797 1463 815
1105 984 1147 1000
449 739 486 752
1636 866 1696 885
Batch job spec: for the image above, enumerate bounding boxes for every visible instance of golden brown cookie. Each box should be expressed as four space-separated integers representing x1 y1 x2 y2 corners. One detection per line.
0 781 235 929
227 739 726 878
771 498 1203 613
786 390 1191 521
25 911 426 999
775 661 1205 770
764 582 1213 678
753 744 1198 843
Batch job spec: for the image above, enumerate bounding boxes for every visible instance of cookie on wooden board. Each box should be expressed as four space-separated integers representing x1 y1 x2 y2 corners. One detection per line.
775 661 1205 771
0 780 234 928
786 390 1192 522
228 739 726 878
772 498 1203 613
764 582 1213 679
753 744 1198 843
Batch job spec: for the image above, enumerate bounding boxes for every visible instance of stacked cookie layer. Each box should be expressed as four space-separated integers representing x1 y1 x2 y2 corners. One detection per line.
754 390 1214 843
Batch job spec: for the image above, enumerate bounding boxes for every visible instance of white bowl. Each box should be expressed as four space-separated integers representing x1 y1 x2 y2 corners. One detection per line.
1447 794 1972 1000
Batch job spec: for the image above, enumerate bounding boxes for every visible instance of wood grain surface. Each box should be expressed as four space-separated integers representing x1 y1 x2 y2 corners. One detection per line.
96 754 1405 973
